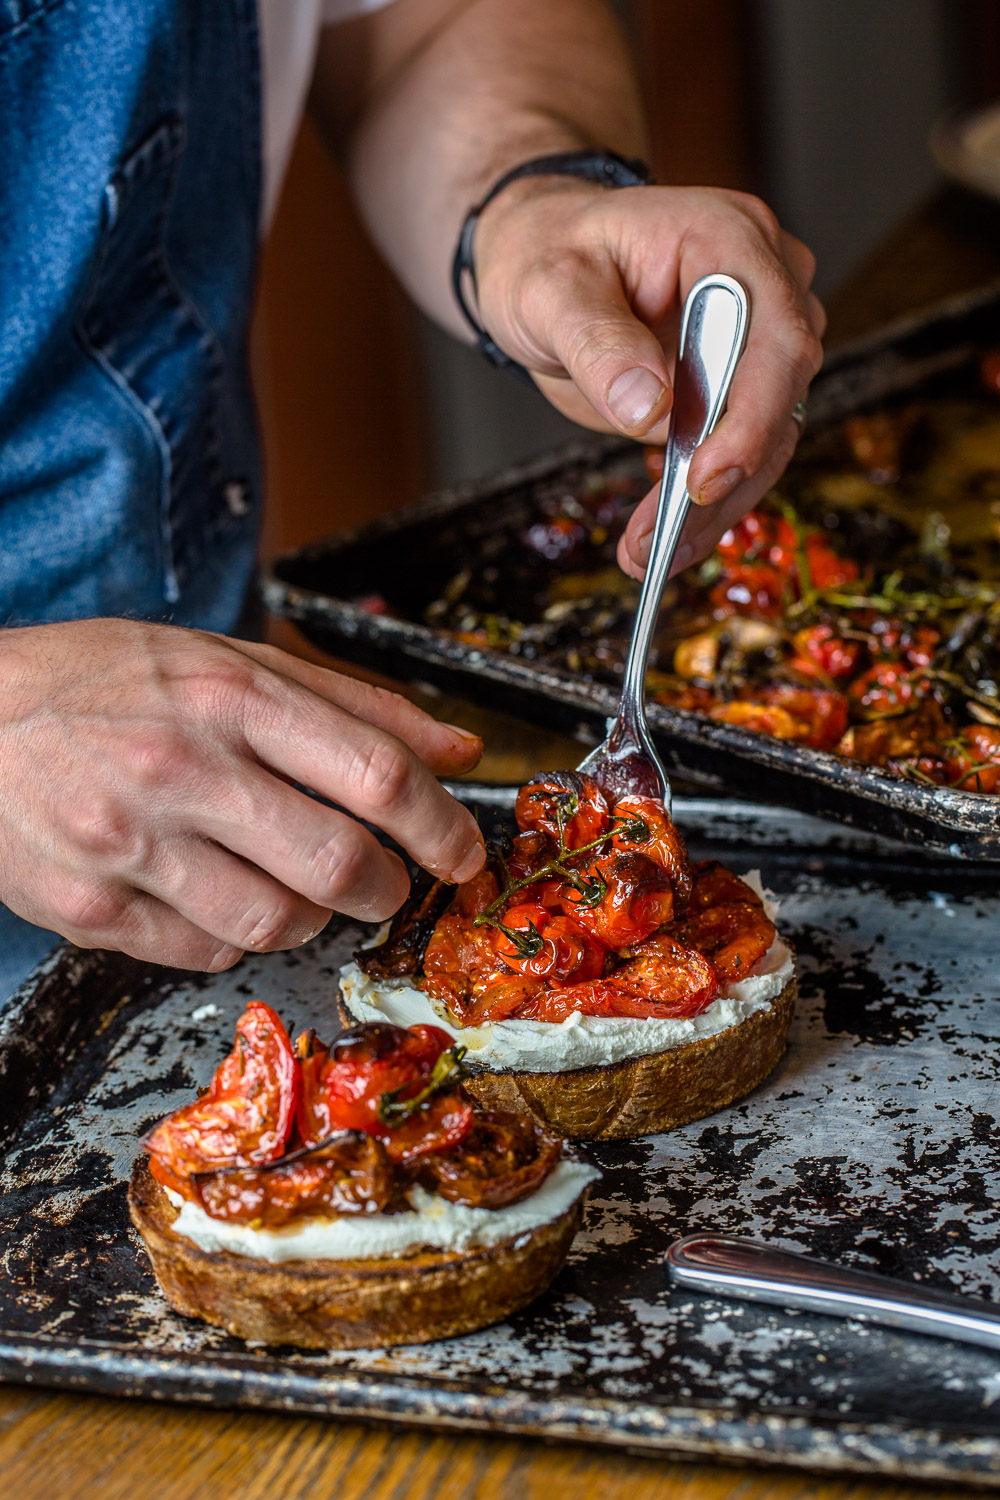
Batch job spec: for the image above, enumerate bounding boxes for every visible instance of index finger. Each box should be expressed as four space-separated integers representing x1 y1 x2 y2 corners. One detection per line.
684 231 825 506
235 670 486 885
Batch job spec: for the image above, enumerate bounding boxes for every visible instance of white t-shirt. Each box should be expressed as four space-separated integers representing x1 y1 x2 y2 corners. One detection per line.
258 0 398 224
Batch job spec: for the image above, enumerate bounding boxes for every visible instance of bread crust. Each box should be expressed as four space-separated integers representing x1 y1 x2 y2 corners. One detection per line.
340 974 796 1141
128 1157 585 1350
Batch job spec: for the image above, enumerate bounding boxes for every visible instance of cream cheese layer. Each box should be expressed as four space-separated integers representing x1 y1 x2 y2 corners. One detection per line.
165 1159 597 1264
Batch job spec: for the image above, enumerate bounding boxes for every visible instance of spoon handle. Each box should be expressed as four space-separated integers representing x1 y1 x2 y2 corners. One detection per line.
619 276 749 719
667 1234 1000 1353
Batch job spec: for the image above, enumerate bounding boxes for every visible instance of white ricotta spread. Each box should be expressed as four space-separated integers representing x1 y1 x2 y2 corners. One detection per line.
339 870 793 1074
164 1158 597 1264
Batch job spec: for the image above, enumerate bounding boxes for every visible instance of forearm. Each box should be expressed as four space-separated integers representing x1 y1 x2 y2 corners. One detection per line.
311 0 647 336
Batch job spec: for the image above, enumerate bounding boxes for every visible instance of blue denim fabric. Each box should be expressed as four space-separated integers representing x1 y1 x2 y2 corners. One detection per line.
0 0 263 1002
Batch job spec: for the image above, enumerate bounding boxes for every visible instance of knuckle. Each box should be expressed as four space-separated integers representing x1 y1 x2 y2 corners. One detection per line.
60 880 131 937
354 738 416 814
308 830 367 904
782 321 824 385
734 192 781 241
180 660 261 725
120 728 193 788
63 796 141 863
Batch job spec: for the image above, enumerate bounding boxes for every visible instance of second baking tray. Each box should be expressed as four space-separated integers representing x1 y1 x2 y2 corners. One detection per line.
260 284 1000 859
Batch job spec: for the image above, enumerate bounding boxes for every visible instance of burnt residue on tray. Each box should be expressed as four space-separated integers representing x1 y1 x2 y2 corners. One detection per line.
3 803 1000 1485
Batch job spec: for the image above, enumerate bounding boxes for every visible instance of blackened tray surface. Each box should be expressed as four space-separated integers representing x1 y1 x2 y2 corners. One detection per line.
3 803 1000 1485
260 283 1000 860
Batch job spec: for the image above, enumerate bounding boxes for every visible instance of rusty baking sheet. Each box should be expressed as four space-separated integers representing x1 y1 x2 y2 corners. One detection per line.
3 801 1000 1486
260 282 1000 860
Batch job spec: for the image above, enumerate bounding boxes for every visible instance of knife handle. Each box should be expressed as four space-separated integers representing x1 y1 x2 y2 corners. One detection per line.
666 1234 1000 1352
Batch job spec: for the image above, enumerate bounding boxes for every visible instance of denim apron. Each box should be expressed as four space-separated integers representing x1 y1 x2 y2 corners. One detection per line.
0 0 263 999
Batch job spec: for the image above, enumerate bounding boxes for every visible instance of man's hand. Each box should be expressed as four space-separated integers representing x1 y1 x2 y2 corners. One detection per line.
0 621 485 971
473 178 825 577
316 0 823 576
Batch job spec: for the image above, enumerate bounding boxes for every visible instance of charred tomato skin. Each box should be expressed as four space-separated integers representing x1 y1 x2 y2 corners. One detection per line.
146 1000 298 1198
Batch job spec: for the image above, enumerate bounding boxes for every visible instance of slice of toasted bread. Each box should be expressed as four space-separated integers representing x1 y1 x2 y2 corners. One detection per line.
340 974 796 1141
128 1157 586 1350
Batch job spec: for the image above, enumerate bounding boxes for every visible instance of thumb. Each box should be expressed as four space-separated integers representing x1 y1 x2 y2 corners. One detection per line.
534 260 674 437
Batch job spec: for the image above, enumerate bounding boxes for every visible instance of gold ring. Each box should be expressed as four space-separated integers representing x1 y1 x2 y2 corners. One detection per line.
791 400 807 434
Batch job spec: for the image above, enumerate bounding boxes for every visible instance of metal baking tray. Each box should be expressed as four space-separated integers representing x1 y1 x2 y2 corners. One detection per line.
3 801 1000 1488
260 281 1000 860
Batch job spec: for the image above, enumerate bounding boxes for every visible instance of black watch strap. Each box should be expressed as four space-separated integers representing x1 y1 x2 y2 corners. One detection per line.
451 148 655 386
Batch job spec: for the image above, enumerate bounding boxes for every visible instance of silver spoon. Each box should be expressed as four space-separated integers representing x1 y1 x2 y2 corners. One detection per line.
667 1234 1000 1353
577 274 749 808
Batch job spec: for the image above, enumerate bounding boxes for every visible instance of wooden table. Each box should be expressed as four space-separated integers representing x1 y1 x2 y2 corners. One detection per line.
6 186 1000 1499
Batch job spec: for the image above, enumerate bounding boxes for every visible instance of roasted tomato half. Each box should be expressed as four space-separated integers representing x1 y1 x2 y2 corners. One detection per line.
673 901 776 984
485 903 607 986
610 794 693 911
296 1021 473 1162
417 1111 563 1209
522 937 717 1022
145 1001 298 1198
561 849 673 948
515 770 609 849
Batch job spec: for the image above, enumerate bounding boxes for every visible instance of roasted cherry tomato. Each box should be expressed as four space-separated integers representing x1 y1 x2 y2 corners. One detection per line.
689 861 763 911
462 974 544 1026
417 1111 562 1209
804 534 859 589
708 700 803 741
710 685 847 750
710 563 786 618
673 900 776 984
296 1022 472 1162
486 903 607 986
194 1133 395 1227
945 726 1000 793
847 661 923 719
145 1001 297 1198
515 770 609 849
560 849 673 949
792 624 863 683
521 937 717 1022
901 626 939 670
610 794 693 912
422 909 487 1009
602 935 719 1014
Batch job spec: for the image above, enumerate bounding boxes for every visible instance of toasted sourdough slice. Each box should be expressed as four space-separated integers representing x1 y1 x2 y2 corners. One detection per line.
339 973 796 1142
128 1157 586 1350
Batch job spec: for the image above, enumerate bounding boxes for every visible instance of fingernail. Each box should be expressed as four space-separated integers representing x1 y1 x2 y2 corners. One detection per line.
633 527 653 568
694 466 744 506
607 367 666 429
672 543 694 573
443 723 482 747
451 840 486 884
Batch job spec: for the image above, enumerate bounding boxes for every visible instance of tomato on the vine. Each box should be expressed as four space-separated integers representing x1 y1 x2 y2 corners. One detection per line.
515 771 609 849
610 794 693 911
486 902 606 985
560 849 673 949
296 1022 472 1162
847 661 923 719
